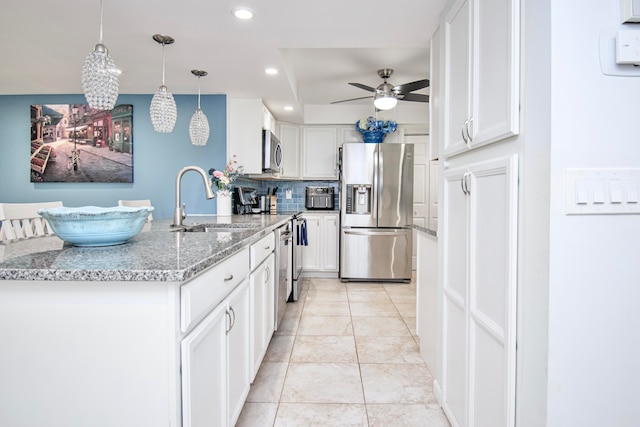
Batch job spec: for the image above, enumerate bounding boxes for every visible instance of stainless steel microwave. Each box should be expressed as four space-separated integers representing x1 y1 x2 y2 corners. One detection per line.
262 129 282 173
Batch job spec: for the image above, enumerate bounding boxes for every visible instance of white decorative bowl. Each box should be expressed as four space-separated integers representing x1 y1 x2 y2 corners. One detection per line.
38 206 154 247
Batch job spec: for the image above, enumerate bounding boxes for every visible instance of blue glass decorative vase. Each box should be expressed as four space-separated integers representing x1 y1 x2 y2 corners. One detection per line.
361 130 386 143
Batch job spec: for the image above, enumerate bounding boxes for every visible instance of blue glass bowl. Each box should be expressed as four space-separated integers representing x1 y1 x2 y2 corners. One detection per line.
38 206 154 247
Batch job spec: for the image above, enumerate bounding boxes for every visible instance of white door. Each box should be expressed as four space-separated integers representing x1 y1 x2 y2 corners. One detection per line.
250 254 275 380
279 123 301 178
302 215 321 271
227 279 251 427
302 127 338 179
443 0 471 156
181 303 227 427
441 156 518 427
410 140 429 269
322 214 339 271
442 166 470 427
467 157 518 427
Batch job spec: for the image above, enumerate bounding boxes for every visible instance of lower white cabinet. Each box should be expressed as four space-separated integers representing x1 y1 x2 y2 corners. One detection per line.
440 155 518 427
302 213 339 275
181 278 251 427
181 300 227 427
250 252 275 379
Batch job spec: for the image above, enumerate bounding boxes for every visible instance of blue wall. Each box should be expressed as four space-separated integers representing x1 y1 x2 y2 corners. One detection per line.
0 94 227 219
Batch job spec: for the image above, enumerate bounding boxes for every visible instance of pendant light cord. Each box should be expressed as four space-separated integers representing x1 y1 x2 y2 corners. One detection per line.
161 43 166 85
197 77 201 109
99 0 104 44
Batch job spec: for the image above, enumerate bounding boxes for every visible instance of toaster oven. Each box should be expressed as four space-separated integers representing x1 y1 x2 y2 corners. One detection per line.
305 186 335 210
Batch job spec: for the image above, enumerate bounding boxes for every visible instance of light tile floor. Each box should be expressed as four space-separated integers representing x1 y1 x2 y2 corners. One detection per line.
236 277 451 427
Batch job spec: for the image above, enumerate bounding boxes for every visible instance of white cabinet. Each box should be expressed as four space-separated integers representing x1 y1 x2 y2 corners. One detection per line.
429 160 439 231
180 247 252 427
226 279 251 426
181 300 227 427
227 98 275 174
302 127 339 179
279 123 301 179
442 0 519 157
440 155 518 427
301 213 339 275
249 232 275 380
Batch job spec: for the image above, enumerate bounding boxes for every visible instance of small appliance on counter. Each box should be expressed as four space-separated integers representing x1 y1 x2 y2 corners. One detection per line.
305 186 335 210
233 186 258 214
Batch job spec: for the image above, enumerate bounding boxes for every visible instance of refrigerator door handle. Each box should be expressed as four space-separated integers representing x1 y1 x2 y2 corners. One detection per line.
343 229 409 236
372 151 379 220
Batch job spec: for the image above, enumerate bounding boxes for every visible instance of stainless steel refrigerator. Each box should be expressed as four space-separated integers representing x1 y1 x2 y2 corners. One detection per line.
339 142 414 281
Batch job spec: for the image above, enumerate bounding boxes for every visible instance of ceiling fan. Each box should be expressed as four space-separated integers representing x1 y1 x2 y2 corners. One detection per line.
331 68 430 110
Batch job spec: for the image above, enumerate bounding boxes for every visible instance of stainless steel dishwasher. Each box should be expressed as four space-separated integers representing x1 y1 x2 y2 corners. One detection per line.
274 222 292 331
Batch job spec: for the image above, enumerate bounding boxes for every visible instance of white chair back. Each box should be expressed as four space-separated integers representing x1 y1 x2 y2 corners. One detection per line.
0 201 64 242
118 199 154 222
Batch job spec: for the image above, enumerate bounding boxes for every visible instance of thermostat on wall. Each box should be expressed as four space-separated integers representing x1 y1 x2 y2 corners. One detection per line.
621 0 640 23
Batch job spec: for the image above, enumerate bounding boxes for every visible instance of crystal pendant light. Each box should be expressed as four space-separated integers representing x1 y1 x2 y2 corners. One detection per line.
189 70 210 146
150 34 177 133
81 0 120 111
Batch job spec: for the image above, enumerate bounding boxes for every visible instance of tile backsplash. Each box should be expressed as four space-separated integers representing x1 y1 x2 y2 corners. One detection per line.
234 178 339 211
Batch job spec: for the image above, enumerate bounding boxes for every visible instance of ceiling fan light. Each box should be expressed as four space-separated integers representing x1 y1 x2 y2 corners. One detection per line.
374 94 397 110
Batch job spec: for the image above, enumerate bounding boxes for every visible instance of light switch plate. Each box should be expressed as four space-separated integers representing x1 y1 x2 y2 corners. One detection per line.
616 30 640 64
566 168 640 214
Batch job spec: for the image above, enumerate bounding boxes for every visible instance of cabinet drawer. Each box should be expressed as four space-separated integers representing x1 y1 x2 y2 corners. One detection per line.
181 247 249 333
250 232 275 270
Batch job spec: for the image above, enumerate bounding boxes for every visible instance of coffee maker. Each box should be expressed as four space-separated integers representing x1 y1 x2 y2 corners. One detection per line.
233 186 258 214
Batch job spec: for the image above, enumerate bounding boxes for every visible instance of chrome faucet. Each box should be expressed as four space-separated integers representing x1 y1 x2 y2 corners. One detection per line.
172 166 215 227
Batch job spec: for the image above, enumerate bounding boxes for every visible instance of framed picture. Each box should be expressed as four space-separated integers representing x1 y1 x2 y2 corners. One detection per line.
30 103 134 183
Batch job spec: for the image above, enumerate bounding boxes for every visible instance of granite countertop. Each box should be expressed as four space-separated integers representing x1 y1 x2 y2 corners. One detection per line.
0 214 294 282
412 224 438 237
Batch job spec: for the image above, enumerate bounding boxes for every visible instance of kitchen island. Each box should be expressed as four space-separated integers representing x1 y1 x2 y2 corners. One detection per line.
0 214 293 427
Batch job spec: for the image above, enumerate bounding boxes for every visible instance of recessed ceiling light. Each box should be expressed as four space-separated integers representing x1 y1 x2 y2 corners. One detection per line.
232 7 254 20
265 67 278 75
284 106 294 111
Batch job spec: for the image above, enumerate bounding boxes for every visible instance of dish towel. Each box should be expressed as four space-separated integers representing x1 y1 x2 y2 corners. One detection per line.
299 219 308 246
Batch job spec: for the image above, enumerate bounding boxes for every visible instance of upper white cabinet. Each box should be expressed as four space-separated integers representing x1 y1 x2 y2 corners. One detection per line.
227 98 275 174
302 127 339 179
442 0 520 157
279 123 301 179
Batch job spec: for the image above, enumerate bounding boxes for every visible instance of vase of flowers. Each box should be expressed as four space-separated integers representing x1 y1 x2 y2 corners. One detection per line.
356 116 398 143
209 155 243 216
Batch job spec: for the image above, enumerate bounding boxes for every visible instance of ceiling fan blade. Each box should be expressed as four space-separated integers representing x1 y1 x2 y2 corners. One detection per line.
393 79 430 94
349 82 377 92
330 95 374 105
399 93 429 103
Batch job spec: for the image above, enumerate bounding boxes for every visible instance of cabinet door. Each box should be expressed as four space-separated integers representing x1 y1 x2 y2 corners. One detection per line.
301 215 321 271
181 303 227 427
302 127 338 179
441 166 470 427
322 214 339 271
470 0 520 147
250 253 275 380
227 279 251 427
443 0 472 156
467 157 518 427
441 156 518 427
279 123 301 178
227 98 263 174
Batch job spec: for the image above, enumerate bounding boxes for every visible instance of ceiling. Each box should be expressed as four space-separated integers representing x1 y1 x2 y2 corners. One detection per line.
0 0 447 124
